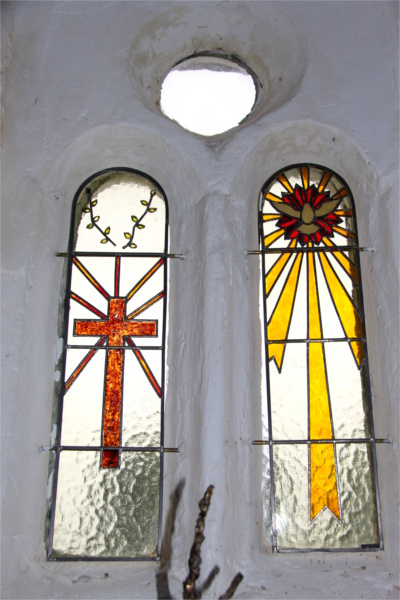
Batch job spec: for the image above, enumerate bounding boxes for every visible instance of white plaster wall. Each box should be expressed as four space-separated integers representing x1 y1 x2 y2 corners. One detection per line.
1 2 398 599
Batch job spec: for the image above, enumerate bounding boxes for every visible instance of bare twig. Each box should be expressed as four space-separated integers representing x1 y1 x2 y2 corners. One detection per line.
156 479 185 599
182 486 243 599
183 485 214 599
219 573 244 599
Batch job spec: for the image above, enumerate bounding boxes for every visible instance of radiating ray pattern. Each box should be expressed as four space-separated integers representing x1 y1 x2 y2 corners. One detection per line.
260 164 380 544
65 256 165 467
50 168 169 561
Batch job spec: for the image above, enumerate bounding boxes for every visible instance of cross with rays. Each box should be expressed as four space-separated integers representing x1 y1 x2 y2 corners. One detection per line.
263 165 364 523
64 255 164 468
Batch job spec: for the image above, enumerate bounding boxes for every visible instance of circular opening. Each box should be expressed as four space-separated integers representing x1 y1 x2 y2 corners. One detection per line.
160 54 258 136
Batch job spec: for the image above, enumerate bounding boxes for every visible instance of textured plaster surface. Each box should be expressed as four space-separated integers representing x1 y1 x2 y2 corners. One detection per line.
1 2 399 599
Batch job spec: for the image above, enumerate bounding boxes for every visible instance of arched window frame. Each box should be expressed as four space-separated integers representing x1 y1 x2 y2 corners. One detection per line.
48 167 170 561
259 163 383 552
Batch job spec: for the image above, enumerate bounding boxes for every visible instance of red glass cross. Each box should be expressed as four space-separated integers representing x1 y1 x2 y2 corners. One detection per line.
74 297 157 468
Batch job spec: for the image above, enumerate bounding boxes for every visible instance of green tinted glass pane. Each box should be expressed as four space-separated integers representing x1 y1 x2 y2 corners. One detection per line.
52 451 160 558
273 443 379 550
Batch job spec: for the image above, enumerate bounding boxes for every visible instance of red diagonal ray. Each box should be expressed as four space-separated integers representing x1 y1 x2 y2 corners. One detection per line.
126 337 161 397
64 336 107 391
70 292 107 319
72 257 110 299
127 291 164 320
126 258 164 300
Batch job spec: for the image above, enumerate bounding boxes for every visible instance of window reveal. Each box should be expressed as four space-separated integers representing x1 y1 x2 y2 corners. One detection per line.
48 168 168 559
259 164 382 551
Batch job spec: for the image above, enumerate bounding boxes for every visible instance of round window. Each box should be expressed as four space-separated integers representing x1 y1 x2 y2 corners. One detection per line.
160 54 258 136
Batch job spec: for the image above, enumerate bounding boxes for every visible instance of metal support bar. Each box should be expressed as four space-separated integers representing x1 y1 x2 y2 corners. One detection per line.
40 445 179 452
247 247 375 256
251 438 390 445
56 252 186 259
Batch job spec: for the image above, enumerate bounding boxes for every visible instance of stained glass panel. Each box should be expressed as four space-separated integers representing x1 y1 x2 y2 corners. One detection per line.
259 164 382 551
48 168 168 559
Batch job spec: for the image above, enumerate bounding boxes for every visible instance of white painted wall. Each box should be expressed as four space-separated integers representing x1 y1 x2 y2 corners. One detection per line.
1 2 398 598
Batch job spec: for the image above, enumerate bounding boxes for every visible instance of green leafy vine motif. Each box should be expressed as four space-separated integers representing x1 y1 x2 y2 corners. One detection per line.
123 188 157 249
83 188 116 246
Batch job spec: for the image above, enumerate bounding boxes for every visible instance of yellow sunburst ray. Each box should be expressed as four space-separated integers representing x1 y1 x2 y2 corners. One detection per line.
332 188 349 200
267 252 303 370
264 229 284 248
334 210 353 217
318 170 332 192
332 225 356 240
263 191 283 203
265 240 297 296
276 172 294 193
318 252 364 367
263 214 280 222
308 252 340 522
301 166 309 189
322 238 359 284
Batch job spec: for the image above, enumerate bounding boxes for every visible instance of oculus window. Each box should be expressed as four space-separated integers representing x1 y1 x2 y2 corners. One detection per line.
160 54 257 136
259 164 382 551
48 168 168 560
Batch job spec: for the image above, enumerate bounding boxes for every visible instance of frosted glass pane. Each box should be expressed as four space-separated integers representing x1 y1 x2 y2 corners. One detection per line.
325 342 370 439
269 342 369 440
269 343 308 440
52 451 160 558
122 350 161 446
273 444 379 550
61 349 105 445
75 172 166 253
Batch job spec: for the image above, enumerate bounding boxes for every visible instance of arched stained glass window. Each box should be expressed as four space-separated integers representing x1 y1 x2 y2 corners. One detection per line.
259 164 383 551
48 168 168 560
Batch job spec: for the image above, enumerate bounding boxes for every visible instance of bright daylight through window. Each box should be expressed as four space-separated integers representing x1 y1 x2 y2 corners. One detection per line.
160 54 257 136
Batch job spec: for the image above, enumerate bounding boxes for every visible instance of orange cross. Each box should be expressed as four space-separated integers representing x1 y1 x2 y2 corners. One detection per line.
74 297 157 468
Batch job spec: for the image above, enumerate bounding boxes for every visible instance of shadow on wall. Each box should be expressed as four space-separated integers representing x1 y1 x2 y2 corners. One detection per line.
156 481 243 599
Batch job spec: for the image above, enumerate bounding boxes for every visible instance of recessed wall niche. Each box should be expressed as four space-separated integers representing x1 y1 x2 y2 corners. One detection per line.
128 3 306 137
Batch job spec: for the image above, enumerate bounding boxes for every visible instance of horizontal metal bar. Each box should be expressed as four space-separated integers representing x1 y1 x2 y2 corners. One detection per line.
252 438 390 445
247 246 374 255
266 337 365 344
48 555 160 562
274 544 383 554
56 252 185 259
41 445 179 452
66 344 164 351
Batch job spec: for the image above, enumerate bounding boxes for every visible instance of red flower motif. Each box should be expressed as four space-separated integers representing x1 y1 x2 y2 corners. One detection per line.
271 184 343 246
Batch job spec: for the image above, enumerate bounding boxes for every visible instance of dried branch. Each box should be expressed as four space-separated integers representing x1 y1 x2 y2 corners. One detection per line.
183 485 214 599
218 573 244 599
182 486 243 600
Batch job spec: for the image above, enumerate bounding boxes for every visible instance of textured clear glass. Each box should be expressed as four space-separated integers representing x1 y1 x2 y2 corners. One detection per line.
75 172 166 253
50 169 167 558
52 451 160 558
273 443 379 550
269 342 368 441
260 164 381 550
